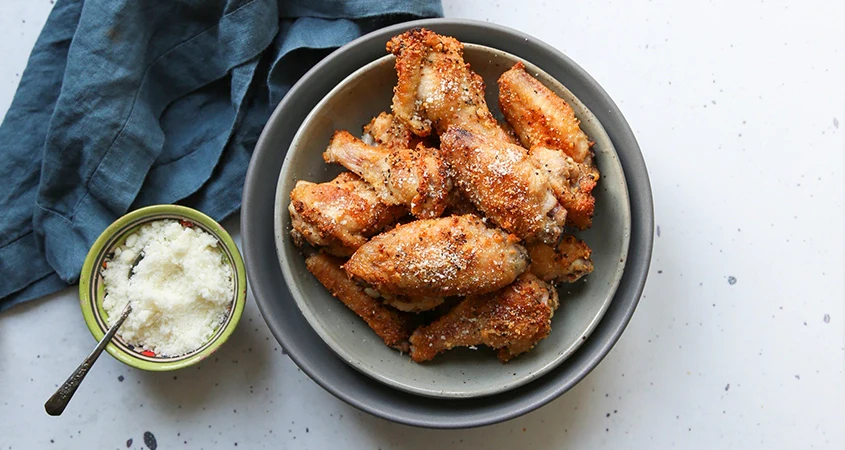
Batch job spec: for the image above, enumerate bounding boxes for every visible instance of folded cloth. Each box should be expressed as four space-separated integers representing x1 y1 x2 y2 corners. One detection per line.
0 0 442 312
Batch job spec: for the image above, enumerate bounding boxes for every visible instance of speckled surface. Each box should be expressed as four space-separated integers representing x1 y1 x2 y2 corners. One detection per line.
1 0 843 448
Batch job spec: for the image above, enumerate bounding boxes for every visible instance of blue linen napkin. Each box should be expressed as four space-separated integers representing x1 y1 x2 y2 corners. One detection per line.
0 0 442 311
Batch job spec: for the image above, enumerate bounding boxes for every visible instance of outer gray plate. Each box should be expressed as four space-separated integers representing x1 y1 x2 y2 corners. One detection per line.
243 18 653 428
272 44 630 398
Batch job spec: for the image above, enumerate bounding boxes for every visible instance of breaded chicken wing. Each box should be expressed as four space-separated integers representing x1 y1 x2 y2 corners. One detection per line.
440 128 567 245
288 172 406 256
498 62 593 164
344 214 529 299
386 28 512 142
529 146 598 229
527 235 594 284
362 112 413 149
305 253 418 351
324 130 452 219
409 273 558 363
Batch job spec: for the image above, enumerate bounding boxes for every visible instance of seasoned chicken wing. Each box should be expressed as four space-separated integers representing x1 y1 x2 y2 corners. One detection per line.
440 128 567 245
527 235 594 284
386 28 512 142
498 62 593 164
362 112 413 149
288 172 406 256
305 253 418 351
324 130 452 219
529 146 598 229
409 273 558 362
344 214 529 299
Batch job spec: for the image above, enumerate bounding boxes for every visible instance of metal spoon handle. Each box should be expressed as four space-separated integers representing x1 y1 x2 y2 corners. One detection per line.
44 303 132 416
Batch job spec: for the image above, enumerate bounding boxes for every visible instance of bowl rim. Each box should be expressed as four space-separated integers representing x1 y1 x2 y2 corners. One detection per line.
243 18 653 428
78 204 247 371
273 43 631 398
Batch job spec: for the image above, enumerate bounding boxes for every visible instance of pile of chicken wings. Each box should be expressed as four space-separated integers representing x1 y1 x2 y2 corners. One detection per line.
289 29 598 363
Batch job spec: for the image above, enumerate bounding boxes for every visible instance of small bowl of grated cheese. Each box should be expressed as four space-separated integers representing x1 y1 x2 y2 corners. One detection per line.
79 205 247 371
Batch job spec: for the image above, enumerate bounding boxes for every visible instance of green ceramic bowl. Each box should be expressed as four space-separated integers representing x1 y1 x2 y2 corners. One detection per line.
79 205 247 371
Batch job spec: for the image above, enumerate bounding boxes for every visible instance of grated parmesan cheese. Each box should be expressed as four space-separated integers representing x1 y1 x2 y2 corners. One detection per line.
102 220 233 356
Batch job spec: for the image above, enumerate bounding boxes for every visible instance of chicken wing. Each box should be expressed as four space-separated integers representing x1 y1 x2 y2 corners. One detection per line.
440 127 567 245
288 172 406 256
409 273 558 363
498 62 593 164
386 28 512 142
344 214 529 299
527 235 594 284
324 130 452 219
362 112 413 149
529 146 598 229
305 252 418 351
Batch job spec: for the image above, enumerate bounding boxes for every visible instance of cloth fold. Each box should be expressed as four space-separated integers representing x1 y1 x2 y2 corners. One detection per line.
0 0 442 311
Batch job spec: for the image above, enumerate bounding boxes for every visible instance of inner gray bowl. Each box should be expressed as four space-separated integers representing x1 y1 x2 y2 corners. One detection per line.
273 44 630 398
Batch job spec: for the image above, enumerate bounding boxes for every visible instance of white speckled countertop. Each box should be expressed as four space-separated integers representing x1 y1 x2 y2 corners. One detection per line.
1 1 843 449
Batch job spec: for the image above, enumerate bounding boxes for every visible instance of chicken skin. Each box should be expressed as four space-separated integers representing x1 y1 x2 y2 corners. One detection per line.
343 214 529 300
527 235 594 284
529 146 598 229
288 172 406 256
440 128 567 245
386 28 512 142
409 273 558 362
498 62 593 164
362 112 413 150
498 63 599 228
324 130 452 219
305 253 418 351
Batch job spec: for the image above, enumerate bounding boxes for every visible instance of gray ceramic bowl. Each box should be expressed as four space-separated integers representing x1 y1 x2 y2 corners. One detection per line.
273 44 630 398
244 18 653 428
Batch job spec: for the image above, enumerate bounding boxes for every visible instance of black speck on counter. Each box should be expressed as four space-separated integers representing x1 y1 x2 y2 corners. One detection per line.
656 226 661 237
725 383 730 392
657 270 663 274
143 431 157 450
794 374 800 380
118 375 124 382
834 117 840 128
727 276 737 285
605 413 610 418
824 314 831 323
126 438 132 447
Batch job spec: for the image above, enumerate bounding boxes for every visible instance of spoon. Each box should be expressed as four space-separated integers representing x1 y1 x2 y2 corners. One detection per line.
44 302 132 416
45 250 145 416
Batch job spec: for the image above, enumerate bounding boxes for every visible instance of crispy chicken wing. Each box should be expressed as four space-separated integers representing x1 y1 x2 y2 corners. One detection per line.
288 172 406 256
527 235 594 284
498 62 593 164
324 130 452 219
529 146 598 229
440 128 567 244
409 273 558 363
386 28 512 142
305 253 418 351
344 214 529 300
362 112 413 149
